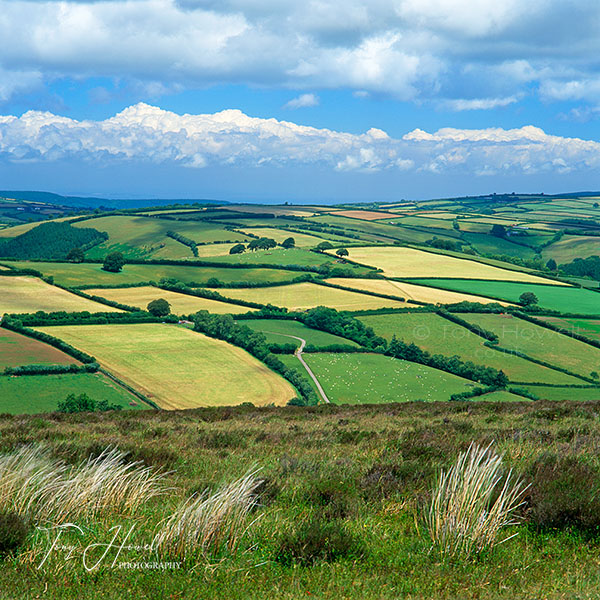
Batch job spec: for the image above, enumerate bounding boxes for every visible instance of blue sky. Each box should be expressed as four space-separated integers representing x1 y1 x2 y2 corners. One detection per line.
2 0 600 202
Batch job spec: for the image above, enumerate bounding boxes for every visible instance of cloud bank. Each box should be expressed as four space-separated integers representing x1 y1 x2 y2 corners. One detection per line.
1 0 600 109
1 103 599 176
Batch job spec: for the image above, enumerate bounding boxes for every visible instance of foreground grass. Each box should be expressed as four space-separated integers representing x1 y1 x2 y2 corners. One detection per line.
2 401 600 598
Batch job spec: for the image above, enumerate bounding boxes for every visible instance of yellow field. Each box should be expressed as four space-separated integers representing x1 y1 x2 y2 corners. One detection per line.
325 278 512 306
85 286 257 315
0 277 122 314
236 228 333 247
35 324 296 409
221 205 316 217
336 247 567 284
216 282 407 311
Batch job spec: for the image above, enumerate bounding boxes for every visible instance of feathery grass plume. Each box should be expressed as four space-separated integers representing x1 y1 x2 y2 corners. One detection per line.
425 442 528 558
0 445 168 524
39 447 170 522
152 469 262 560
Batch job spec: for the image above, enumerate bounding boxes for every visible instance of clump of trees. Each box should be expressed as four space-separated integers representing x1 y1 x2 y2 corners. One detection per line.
57 393 122 413
229 243 246 255
281 237 295 249
147 298 171 317
490 224 507 238
315 241 334 251
560 255 600 281
248 237 277 251
103 252 125 273
66 247 85 263
336 248 349 258
425 238 464 252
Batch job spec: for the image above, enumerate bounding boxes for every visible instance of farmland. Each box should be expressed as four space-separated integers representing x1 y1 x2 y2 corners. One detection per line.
283 352 489 403
84 286 257 315
411 278 600 314
336 246 565 283
0 276 122 314
0 328 79 368
3 261 301 287
216 282 408 311
239 319 360 348
358 313 582 384
0 372 144 414
35 323 297 409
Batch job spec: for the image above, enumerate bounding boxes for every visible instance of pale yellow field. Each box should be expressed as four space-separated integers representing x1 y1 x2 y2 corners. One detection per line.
325 278 512 306
216 282 407 311
335 247 568 284
221 205 316 217
0 277 122 314
236 228 333 247
85 286 257 314
35 324 296 409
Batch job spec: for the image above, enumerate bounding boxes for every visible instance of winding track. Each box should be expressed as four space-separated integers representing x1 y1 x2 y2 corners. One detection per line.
265 332 331 404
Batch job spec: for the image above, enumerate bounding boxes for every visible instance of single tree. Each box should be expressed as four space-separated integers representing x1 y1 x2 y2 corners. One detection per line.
66 247 84 263
594 202 599 208
336 248 349 258
546 258 557 271
519 292 539 306
147 298 171 317
281 237 295 249
102 251 125 273
229 243 246 255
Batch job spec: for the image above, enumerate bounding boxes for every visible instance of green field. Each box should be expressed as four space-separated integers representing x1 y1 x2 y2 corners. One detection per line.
463 313 600 379
0 372 144 414
358 313 581 384
0 328 79 368
0 276 122 314
410 279 600 314
35 323 296 409
217 282 407 311
4 261 302 287
542 235 600 263
296 352 476 403
200 247 343 268
239 319 360 348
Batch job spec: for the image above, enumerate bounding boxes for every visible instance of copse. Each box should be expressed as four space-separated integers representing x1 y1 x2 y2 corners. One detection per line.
281 237 295 249
229 243 246 255
103 252 125 273
66 247 85 263
519 292 539 306
248 237 277 251
336 248 349 258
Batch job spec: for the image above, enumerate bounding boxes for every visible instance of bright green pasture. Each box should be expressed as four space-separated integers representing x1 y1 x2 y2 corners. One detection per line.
358 313 581 384
541 317 600 341
463 313 600 379
300 352 475 404
461 232 536 258
238 319 360 348
202 247 338 268
0 372 145 414
409 279 600 314
521 385 600 401
5 261 301 287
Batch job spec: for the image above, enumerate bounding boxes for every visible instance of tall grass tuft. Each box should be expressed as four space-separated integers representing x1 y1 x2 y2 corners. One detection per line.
0 445 168 524
152 470 261 560
425 442 528 558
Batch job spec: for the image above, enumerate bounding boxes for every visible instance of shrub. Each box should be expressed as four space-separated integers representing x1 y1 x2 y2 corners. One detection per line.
304 477 359 519
525 453 600 533
57 393 122 413
361 460 434 500
425 443 528 557
0 512 29 557
274 515 363 566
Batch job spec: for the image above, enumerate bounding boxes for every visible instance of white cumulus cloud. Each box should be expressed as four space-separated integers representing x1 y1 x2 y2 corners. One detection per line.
283 93 319 109
1 104 600 177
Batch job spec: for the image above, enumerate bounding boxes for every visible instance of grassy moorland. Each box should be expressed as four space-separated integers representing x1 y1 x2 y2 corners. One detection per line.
2 401 600 598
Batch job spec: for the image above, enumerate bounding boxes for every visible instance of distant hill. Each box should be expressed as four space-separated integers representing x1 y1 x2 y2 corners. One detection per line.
0 191 226 210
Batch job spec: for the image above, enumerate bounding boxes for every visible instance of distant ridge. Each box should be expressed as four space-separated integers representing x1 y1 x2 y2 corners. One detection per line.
0 191 226 209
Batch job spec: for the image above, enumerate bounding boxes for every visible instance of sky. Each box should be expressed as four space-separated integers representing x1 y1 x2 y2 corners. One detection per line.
1 0 600 202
